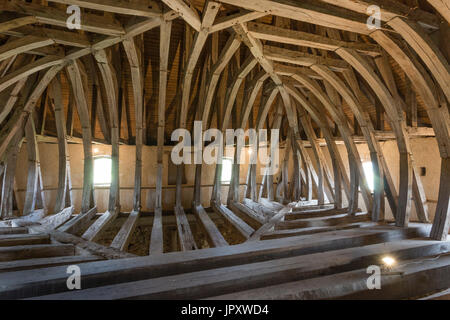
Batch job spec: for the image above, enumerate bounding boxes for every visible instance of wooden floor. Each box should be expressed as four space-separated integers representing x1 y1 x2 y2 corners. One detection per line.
0 199 449 300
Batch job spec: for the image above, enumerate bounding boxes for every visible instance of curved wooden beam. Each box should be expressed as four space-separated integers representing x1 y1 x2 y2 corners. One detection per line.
427 0 450 23
336 48 416 226
370 30 449 158
0 55 61 94
291 72 373 213
0 65 62 160
23 114 46 215
179 1 220 129
221 56 258 131
241 70 270 129
94 49 120 212
286 84 350 204
0 36 54 62
48 76 72 213
311 65 388 220
201 34 241 127
123 35 144 212
65 61 94 214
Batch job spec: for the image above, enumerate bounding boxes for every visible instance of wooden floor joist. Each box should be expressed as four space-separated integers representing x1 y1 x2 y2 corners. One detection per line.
193 205 228 247
212 201 255 239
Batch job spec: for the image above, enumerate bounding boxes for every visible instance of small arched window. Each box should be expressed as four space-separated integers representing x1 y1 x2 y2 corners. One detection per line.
362 161 374 192
93 156 112 186
221 157 233 183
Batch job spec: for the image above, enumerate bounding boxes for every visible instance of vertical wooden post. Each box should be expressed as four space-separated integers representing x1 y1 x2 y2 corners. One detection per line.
49 75 73 213
0 129 23 218
94 50 120 213
66 61 95 213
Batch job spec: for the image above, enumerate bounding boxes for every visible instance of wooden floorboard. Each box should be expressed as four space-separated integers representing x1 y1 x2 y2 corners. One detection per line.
275 212 369 230
0 227 28 235
210 254 450 300
193 205 228 247
0 233 50 247
0 255 102 273
0 244 75 262
31 239 450 299
212 202 254 238
0 224 431 299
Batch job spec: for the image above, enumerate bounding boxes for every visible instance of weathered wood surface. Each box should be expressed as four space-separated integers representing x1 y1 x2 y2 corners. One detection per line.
110 210 140 251
285 207 350 220
212 202 255 239
261 223 366 240
275 212 369 230
82 209 119 242
57 206 97 235
0 225 430 299
174 206 197 251
229 201 267 224
0 243 75 262
0 227 28 235
32 238 449 299
193 205 228 247
41 229 136 260
149 207 163 255
48 75 73 213
0 233 50 247
36 206 74 231
0 255 102 273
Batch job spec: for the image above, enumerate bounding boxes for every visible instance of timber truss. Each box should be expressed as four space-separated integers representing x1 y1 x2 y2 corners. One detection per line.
0 0 449 269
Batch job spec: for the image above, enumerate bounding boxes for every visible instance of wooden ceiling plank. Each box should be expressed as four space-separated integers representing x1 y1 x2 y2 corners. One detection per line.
427 0 450 24
264 45 349 72
94 49 120 213
318 0 439 30
233 23 299 134
0 36 55 62
2 0 125 36
162 0 202 31
0 16 37 33
201 34 241 126
218 0 383 34
247 22 381 57
46 0 162 17
0 64 62 160
221 55 258 131
209 10 267 33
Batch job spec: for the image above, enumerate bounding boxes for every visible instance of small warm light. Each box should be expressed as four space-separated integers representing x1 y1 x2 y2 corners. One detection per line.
381 256 396 267
93 148 99 154
248 148 253 155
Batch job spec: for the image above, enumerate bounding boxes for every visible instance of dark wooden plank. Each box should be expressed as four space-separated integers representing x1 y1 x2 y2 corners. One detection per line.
0 225 430 299
33 239 450 299
0 233 50 247
193 205 228 247
110 210 140 251
275 212 369 230
174 206 197 251
0 227 28 235
212 202 254 239
149 207 163 255
0 255 102 273
57 206 97 235
81 209 118 242
0 243 75 262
